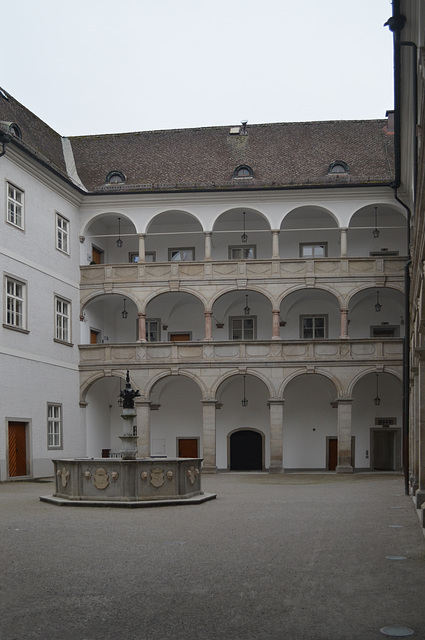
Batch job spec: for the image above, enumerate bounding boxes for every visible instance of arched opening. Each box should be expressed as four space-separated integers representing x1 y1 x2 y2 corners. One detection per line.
348 288 405 339
146 210 204 262
279 288 341 340
145 292 205 342
348 204 407 258
212 289 272 341
81 214 137 265
280 206 339 259
229 429 263 470
81 294 138 344
212 208 271 260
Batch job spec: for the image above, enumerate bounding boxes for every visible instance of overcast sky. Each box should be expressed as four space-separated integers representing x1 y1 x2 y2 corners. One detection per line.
2 0 394 136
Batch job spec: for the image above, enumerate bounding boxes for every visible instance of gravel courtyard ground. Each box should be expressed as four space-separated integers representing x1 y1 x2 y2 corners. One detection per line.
1 473 424 640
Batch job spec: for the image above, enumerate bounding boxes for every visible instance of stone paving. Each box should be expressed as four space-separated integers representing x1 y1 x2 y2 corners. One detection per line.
1 473 424 640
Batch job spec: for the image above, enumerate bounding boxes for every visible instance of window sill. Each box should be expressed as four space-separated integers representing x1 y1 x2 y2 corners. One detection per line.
54 338 74 347
3 324 29 334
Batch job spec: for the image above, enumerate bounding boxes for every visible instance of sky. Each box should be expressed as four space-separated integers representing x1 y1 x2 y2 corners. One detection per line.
2 0 395 136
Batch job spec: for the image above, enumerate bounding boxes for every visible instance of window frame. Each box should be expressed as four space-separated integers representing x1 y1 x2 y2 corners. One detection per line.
6 182 24 230
228 245 257 260
145 318 161 342
299 242 328 258
168 247 195 262
4 275 27 332
54 295 72 345
56 213 70 255
229 315 257 341
370 325 400 338
47 403 63 449
300 314 328 339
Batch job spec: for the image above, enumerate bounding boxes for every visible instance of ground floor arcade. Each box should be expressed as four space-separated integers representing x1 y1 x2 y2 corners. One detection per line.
82 367 403 473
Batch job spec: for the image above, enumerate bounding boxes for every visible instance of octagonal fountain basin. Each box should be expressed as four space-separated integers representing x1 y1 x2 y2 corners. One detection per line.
40 458 216 508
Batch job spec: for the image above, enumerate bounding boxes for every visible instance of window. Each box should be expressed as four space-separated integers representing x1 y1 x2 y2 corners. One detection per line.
56 214 69 254
5 276 26 330
233 165 253 178
145 251 156 263
300 315 327 339
129 252 139 263
371 325 399 338
229 245 256 260
328 161 349 174
47 404 62 449
300 243 327 258
105 171 125 184
55 296 71 343
7 183 24 229
230 316 256 340
146 319 160 342
168 248 195 261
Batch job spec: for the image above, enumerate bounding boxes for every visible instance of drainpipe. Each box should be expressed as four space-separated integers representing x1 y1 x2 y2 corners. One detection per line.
0 131 11 157
386 2 416 494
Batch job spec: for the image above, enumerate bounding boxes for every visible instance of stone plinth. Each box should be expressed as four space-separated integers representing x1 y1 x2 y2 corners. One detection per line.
48 458 211 504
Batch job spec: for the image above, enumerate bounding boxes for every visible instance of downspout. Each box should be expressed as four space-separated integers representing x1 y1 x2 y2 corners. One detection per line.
386 2 416 495
0 131 11 157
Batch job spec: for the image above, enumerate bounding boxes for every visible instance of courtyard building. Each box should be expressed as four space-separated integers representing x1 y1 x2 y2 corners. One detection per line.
0 90 407 479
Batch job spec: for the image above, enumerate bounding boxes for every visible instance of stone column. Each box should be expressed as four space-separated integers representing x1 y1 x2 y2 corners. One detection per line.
137 313 146 342
136 400 151 458
204 232 212 261
340 308 349 338
340 228 347 257
202 400 217 472
138 234 146 262
269 399 285 472
272 230 280 259
336 398 353 473
204 311 213 341
415 354 425 507
272 310 281 340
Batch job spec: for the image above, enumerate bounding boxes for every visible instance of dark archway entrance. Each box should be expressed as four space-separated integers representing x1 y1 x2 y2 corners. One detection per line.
230 430 263 470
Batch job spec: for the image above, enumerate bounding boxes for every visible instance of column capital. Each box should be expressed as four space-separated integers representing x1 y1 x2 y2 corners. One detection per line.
335 397 353 405
268 398 285 406
201 399 218 407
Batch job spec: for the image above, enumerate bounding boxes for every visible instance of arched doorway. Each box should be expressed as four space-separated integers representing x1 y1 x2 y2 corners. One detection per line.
230 429 263 470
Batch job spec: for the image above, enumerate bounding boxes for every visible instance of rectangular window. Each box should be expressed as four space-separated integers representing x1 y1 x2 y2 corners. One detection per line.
229 245 256 260
168 248 195 261
56 214 69 254
5 276 26 329
230 316 256 340
300 315 327 339
371 325 399 338
129 252 139 263
55 296 71 343
47 404 62 449
146 319 160 342
7 183 24 229
300 243 327 258
145 251 156 262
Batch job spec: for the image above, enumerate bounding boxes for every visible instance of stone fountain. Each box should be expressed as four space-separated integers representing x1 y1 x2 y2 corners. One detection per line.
40 372 216 508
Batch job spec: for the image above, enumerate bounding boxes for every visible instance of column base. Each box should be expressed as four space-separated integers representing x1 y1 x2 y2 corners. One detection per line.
415 489 425 509
269 464 284 473
336 465 353 474
202 465 217 474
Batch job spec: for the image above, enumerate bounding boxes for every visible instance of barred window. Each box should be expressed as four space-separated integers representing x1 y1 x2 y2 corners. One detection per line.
7 183 24 229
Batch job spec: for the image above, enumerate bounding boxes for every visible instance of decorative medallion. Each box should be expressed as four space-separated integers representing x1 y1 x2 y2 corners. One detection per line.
111 471 119 481
140 471 148 480
166 470 173 480
150 467 165 488
61 467 70 488
93 467 109 490
84 471 92 480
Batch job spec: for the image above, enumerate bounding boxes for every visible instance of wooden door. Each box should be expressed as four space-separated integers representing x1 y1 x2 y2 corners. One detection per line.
328 438 338 471
90 329 100 344
91 246 103 264
372 430 396 470
178 438 198 458
8 422 27 477
170 333 191 342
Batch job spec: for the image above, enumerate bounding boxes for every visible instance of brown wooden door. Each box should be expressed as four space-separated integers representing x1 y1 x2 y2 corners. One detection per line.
178 438 198 458
90 329 99 344
170 333 191 342
328 438 338 470
91 246 103 264
8 422 27 477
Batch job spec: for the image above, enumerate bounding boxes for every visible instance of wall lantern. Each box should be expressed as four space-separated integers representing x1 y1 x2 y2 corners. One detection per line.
121 298 128 319
374 373 381 406
241 211 248 243
375 291 382 312
373 206 380 238
116 217 123 248
244 295 251 315
241 375 248 407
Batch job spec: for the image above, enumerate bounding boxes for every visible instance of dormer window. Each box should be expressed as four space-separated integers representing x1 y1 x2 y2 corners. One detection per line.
233 165 253 179
328 160 349 174
105 170 126 184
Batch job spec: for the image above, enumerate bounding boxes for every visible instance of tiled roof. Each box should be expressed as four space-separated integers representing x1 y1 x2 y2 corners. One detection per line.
0 87 394 193
0 88 67 178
